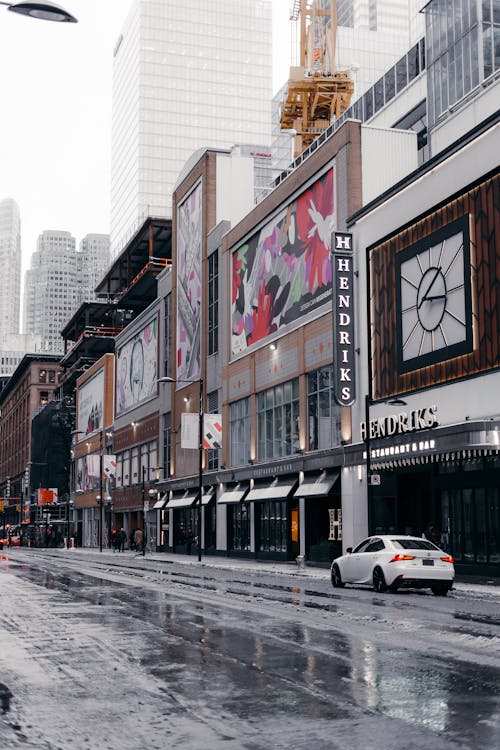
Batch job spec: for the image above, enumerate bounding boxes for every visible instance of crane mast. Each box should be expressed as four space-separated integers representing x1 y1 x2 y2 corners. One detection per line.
280 0 354 158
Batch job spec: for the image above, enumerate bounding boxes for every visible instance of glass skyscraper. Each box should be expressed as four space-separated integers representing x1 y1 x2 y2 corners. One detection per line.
110 0 273 257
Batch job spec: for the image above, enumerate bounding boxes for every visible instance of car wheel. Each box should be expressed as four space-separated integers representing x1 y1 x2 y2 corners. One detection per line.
331 564 345 588
373 567 387 593
431 585 449 596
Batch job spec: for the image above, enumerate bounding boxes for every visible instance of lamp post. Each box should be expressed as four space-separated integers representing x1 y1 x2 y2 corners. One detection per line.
158 376 203 562
0 1 77 22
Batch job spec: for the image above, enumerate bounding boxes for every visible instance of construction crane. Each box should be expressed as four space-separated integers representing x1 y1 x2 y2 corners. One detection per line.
280 0 354 158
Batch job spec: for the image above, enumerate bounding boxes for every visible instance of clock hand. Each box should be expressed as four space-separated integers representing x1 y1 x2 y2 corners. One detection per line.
418 266 442 309
425 294 447 301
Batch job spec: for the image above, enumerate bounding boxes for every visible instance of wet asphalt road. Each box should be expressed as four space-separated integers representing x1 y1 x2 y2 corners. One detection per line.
0 549 499 750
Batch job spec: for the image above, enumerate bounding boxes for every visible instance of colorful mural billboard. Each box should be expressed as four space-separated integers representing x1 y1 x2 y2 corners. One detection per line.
176 180 202 384
231 168 335 356
77 368 104 437
115 316 158 416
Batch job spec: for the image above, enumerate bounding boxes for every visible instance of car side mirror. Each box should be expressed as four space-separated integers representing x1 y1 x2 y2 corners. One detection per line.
346 547 352 554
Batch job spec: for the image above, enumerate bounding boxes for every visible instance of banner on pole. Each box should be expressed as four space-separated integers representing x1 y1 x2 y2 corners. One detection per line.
181 413 223 449
203 414 222 449
181 413 198 449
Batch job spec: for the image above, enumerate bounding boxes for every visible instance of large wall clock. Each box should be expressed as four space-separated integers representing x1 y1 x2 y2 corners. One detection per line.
396 215 473 373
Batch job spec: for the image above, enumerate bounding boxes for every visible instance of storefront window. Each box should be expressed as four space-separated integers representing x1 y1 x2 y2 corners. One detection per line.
149 440 157 478
122 450 130 486
307 367 341 450
257 380 299 460
229 502 250 551
488 488 500 563
257 500 287 553
141 443 148 482
116 454 123 488
174 508 198 548
131 447 139 485
230 398 250 466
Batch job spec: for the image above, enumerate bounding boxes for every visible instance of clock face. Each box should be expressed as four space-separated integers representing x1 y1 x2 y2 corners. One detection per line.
396 216 473 372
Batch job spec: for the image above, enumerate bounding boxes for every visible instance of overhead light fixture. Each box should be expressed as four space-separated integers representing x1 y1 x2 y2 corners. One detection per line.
3 1 78 22
269 343 277 351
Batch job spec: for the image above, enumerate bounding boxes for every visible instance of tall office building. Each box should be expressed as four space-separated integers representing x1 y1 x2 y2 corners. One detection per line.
76 234 111 307
110 0 273 257
0 198 21 341
23 231 77 354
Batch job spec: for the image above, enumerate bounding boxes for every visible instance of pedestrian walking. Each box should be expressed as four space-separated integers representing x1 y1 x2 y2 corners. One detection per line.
118 528 127 552
111 529 118 552
134 528 144 555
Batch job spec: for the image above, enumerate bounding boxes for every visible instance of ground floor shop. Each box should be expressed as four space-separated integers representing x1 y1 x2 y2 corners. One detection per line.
155 467 343 564
363 419 500 572
370 457 500 568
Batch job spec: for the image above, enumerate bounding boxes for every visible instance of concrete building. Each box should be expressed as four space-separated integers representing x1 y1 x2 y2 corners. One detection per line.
23 231 77 354
0 334 43 380
0 198 21 342
76 234 111 307
110 0 273 257
0 354 63 512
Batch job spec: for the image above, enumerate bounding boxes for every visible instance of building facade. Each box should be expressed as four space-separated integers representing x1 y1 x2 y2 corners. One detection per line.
73 354 115 548
110 0 273 257
0 198 21 343
23 230 77 354
76 234 111 307
0 354 63 528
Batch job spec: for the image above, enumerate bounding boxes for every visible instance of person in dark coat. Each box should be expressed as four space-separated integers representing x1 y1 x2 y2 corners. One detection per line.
118 528 127 552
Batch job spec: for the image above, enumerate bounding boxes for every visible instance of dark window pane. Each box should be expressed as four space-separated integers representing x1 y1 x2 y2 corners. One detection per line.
363 89 373 120
396 56 408 92
384 67 395 101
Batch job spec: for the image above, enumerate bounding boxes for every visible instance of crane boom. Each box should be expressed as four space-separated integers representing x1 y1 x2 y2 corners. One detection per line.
280 0 353 158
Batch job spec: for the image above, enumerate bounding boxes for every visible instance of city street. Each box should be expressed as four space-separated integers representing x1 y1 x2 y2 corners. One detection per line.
0 549 499 750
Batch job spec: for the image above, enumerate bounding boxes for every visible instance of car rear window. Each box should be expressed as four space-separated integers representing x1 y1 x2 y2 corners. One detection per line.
391 539 439 550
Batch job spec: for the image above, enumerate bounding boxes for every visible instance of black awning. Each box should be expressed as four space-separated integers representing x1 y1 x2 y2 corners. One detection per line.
152 493 169 509
293 470 340 498
246 476 298 502
217 482 250 505
166 491 198 510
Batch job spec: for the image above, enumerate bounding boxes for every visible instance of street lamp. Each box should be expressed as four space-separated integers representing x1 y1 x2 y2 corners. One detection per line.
0 1 77 22
158 375 203 562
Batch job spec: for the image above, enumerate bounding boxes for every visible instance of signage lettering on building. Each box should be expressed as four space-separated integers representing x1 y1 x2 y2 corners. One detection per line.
328 508 342 541
332 232 356 406
361 405 439 441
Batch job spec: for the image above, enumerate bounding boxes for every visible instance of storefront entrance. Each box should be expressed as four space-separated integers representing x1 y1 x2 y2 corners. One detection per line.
371 458 500 570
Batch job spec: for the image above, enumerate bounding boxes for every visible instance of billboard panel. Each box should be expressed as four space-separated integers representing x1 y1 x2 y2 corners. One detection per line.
77 368 104 437
231 168 334 356
177 181 202 383
115 316 158 416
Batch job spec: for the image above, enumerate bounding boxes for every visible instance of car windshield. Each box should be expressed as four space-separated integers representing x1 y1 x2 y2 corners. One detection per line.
392 539 439 551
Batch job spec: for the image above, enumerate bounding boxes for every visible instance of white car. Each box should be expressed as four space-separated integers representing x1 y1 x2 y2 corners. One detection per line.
330 535 455 595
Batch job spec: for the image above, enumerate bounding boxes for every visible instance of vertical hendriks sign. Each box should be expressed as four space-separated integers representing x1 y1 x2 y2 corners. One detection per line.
332 232 356 406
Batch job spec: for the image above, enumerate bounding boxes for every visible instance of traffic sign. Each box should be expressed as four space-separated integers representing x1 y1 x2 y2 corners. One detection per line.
369 474 381 486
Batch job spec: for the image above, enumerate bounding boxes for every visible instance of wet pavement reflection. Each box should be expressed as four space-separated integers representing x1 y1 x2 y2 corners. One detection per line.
0 552 499 749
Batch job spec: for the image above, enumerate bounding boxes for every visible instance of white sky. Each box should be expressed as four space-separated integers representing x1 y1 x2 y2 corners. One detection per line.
0 0 291 280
